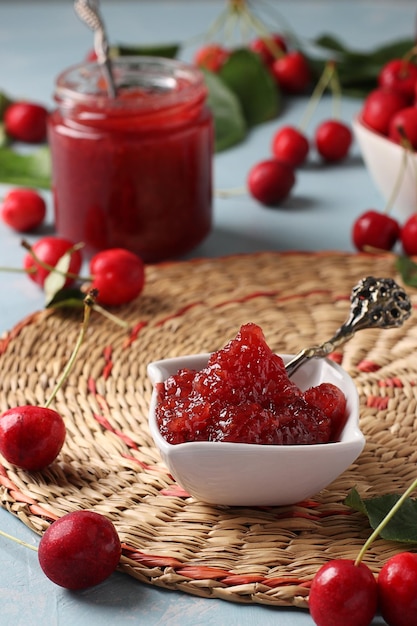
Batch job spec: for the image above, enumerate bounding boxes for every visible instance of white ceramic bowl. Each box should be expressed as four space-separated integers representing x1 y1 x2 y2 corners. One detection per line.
148 353 364 507
353 115 417 218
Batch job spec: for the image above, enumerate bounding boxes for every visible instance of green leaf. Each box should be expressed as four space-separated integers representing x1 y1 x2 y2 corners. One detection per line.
46 287 85 310
112 42 180 59
313 34 359 57
218 48 281 127
308 35 417 97
344 487 368 516
361 38 416 65
202 69 247 152
396 255 417 288
345 488 417 543
0 123 9 148
0 91 13 119
0 145 51 188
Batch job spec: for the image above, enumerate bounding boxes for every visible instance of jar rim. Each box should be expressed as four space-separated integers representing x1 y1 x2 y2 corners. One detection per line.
54 56 207 112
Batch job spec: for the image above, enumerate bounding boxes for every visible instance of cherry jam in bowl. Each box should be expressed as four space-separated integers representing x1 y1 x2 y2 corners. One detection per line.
353 115 417 219
148 327 364 507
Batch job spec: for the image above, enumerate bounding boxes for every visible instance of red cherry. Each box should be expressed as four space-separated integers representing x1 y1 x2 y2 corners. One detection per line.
38 510 121 590
352 210 400 252
378 552 417 626
309 559 378 626
90 248 145 306
249 34 287 65
315 120 352 162
23 236 83 287
1 188 46 232
378 59 417 102
271 126 309 167
247 159 295 206
0 405 66 471
270 51 312 94
401 213 417 255
4 101 49 143
193 44 230 72
389 106 417 148
361 88 408 135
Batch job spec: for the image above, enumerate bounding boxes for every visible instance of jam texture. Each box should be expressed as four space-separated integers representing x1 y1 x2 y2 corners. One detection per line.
156 323 347 445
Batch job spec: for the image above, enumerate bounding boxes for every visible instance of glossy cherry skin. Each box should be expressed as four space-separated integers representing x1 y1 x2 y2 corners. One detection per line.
0 405 66 471
249 34 287 65
401 213 417 255
193 44 230 72
309 559 378 626
247 159 295 206
352 210 400 252
315 120 352 162
378 59 417 102
23 236 83 288
0 188 46 232
361 88 408 135
378 552 417 626
270 51 311 94
38 510 121 590
271 126 309 167
389 106 417 148
90 248 145 306
4 101 49 143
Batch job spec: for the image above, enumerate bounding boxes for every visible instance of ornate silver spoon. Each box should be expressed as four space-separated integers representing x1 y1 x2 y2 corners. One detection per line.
74 0 116 98
285 276 412 377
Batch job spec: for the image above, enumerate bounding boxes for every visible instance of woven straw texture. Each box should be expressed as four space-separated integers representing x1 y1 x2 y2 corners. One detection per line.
1 251 417 609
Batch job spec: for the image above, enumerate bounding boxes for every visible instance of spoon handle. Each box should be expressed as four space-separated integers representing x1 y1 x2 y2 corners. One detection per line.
74 0 116 98
285 276 412 377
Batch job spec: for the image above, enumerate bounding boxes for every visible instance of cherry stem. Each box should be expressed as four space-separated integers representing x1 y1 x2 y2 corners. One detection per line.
402 44 417 65
92 303 130 329
240 9 285 58
0 265 36 275
21 239 92 282
0 528 38 552
202 0 294 54
383 126 412 215
215 187 246 197
298 61 335 132
355 476 417 566
329 65 342 120
43 291 96 410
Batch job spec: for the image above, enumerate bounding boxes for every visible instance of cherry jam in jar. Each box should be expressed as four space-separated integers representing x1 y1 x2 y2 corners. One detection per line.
48 57 213 262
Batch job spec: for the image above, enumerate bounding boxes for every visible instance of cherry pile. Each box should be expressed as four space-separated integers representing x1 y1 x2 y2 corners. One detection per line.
0 232 146 308
201 44 353 206
361 57 417 143
352 53 417 255
247 112 352 206
309 477 417 626
0 292 123 590
194 33 312 96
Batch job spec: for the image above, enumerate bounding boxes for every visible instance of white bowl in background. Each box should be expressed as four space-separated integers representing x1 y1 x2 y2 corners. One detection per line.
353 115 417 219
148 353 364 507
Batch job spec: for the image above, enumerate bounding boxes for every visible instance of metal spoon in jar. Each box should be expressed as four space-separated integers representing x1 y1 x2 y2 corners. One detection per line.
285 276 412 377
74 0 116 98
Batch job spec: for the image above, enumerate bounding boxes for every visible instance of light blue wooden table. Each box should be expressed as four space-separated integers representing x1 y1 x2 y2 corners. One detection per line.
0 1 414 624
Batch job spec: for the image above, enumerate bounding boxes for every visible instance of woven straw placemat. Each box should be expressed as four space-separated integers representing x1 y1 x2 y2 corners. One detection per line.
1 250 417 609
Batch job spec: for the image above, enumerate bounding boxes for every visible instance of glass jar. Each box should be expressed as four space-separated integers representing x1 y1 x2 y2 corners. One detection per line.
48 57 213 263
